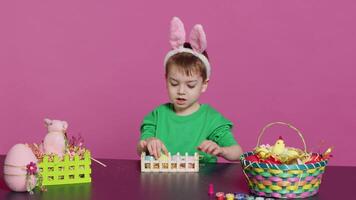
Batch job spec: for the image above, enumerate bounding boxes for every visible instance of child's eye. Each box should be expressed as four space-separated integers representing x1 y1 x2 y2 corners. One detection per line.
187 84 196 89
170 82 178 87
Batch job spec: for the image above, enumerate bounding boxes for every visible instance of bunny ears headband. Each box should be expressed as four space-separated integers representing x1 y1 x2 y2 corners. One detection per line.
164 17 211 78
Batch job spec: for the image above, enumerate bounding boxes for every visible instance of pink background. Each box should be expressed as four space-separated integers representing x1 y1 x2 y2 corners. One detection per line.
1 1 355 166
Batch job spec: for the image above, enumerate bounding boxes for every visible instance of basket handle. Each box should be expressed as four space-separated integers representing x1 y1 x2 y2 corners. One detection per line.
256 122 307 152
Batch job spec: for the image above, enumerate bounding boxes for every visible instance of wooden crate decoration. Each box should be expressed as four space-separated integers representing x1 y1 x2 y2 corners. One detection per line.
38 151 91 186
141 152 199 172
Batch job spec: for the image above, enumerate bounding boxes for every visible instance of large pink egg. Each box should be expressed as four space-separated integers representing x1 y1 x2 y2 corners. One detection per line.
3 144 38 192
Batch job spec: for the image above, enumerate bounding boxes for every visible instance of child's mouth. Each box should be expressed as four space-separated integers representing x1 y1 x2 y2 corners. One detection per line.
176 98 186 105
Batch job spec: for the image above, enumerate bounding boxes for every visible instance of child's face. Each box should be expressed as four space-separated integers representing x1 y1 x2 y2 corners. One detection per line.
166 65 208 114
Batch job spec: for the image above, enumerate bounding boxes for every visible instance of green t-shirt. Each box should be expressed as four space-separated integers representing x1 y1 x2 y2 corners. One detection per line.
140 103 238 163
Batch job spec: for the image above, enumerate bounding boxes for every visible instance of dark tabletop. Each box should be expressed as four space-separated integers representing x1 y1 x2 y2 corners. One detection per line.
1 155 355 200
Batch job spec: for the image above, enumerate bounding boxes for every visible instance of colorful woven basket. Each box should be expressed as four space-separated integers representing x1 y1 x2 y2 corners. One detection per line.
240 122 329 199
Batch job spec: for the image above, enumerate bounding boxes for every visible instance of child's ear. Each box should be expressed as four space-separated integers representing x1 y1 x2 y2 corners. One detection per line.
201 79 209 93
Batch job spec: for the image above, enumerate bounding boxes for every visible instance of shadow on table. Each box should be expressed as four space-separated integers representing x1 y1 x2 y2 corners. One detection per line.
4 183 92 200
139 162 246 200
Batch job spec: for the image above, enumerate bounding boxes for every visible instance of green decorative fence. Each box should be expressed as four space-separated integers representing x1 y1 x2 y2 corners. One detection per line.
38 151 91 186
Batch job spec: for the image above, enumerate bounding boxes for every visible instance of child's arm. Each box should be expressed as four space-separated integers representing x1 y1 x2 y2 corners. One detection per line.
219 144 243 161
138 108 160 157
198 140 243 161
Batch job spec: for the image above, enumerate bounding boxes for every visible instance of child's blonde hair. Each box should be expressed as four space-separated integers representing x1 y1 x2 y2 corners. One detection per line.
165 43 209 81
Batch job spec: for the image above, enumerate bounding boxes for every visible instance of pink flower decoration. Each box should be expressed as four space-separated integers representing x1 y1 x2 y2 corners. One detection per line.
69 134 85 147
26 162 37 175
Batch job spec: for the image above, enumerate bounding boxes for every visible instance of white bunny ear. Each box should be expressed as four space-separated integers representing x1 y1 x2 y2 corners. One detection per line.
189 24 207 53
169 17 186 49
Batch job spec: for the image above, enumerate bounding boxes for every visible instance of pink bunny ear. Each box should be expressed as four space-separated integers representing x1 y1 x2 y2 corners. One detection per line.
62 121 68 130
44 118 52 126
170 17 186 49
189 24 207 53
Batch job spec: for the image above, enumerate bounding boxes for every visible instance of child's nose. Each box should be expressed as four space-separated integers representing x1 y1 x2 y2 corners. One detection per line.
177 85 186 95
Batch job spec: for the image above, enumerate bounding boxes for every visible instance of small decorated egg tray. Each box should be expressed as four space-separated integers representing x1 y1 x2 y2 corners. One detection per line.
141 152 199 172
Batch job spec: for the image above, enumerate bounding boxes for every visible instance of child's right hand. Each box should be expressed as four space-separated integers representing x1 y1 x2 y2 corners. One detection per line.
140 137 168 159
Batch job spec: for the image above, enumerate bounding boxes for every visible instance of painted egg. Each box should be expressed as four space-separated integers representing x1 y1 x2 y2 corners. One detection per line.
245 155 261 162
3 144 38 192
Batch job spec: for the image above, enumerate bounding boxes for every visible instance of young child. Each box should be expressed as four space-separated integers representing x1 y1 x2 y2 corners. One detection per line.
137 17 242 163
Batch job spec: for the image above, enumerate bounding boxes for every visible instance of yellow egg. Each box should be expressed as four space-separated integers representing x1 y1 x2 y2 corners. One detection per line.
158 154 169 161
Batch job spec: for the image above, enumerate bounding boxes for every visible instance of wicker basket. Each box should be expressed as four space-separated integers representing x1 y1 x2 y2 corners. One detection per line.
240 122 329 199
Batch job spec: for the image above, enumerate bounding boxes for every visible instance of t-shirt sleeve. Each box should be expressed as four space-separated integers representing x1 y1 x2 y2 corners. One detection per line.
208 124 238 147
207 110 238 147
140 109 157 140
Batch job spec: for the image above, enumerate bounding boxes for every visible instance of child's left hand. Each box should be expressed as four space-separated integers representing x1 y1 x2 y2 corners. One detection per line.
197 140 224 156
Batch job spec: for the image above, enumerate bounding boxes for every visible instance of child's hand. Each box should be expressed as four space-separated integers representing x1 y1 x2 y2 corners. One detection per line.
143 137 168 159
197 140 225 156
